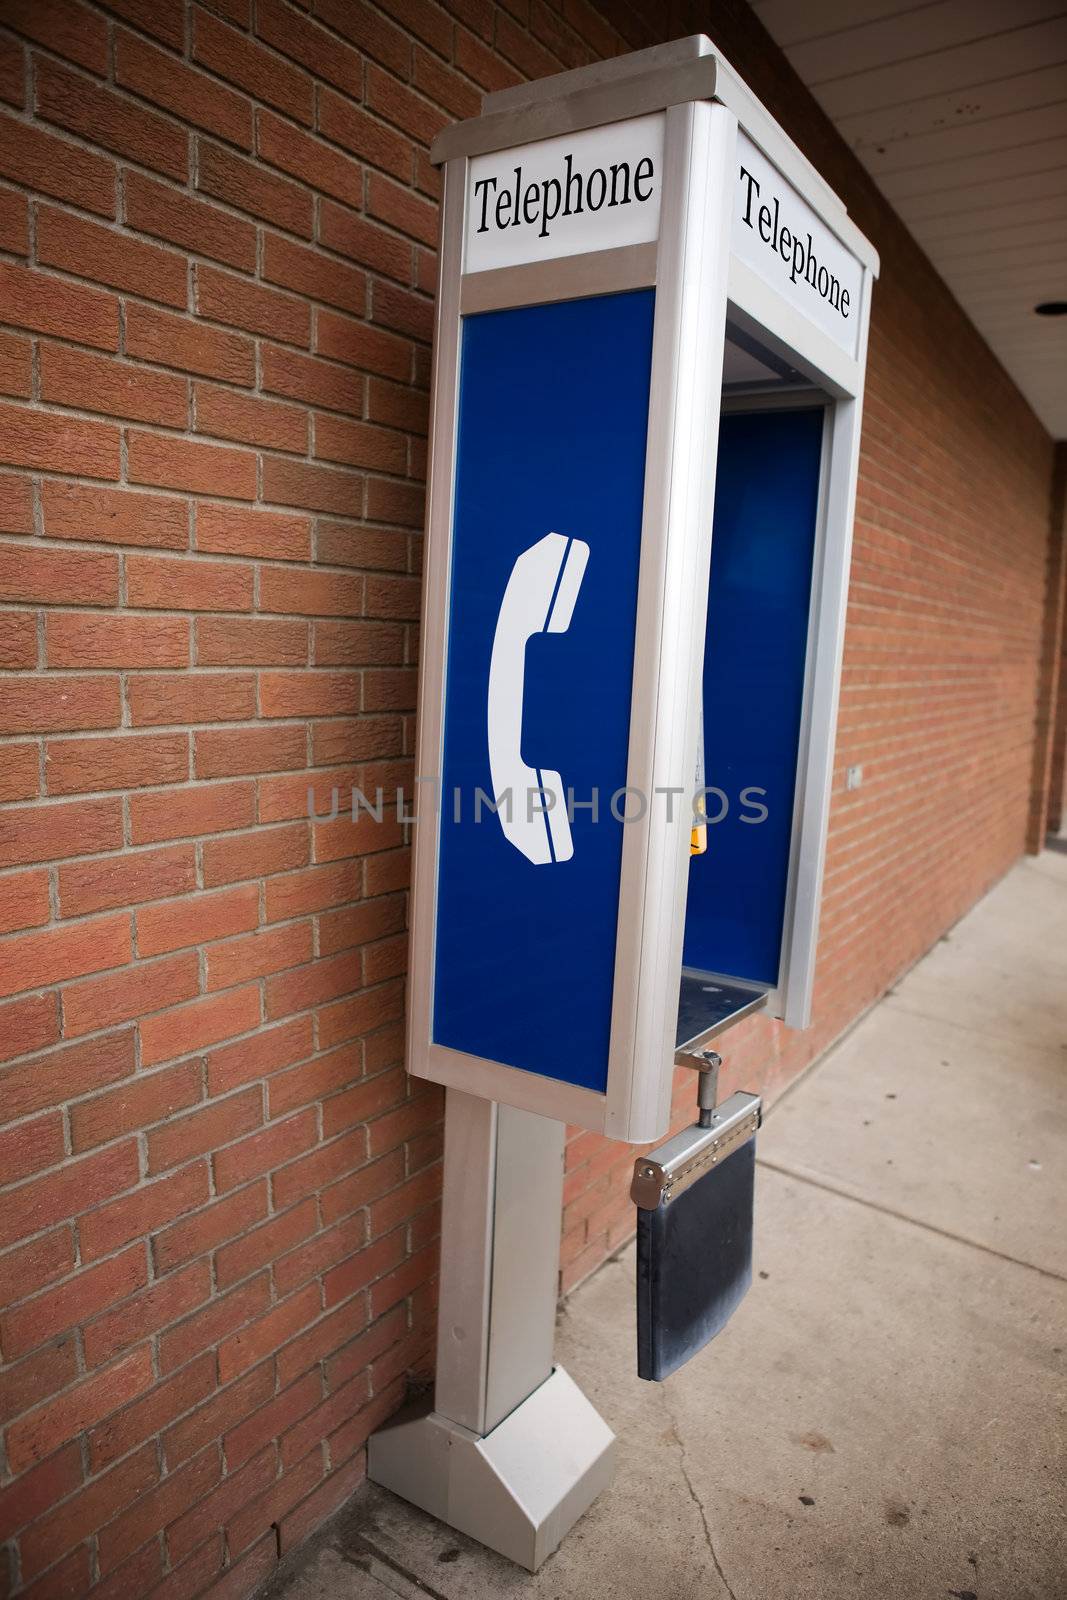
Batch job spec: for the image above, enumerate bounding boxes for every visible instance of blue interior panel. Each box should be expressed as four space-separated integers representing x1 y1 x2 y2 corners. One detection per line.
683 407 824 987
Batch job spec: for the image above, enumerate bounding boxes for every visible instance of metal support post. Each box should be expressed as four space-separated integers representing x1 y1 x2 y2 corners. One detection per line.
367 1088 615 1570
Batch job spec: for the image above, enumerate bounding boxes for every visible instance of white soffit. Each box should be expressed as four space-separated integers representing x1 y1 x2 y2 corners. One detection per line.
751 0 1067 438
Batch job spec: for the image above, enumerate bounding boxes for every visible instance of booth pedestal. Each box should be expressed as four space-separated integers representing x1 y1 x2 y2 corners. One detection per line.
367 1089 615 1570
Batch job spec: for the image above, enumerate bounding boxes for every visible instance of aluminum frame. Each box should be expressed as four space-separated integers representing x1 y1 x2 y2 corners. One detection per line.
407 35 879 1143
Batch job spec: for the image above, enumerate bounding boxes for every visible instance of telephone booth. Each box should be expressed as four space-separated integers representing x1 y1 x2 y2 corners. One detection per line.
369 34 878 1570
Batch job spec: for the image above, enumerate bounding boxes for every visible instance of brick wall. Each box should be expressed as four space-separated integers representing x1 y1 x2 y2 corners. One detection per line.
0 2 1058 1599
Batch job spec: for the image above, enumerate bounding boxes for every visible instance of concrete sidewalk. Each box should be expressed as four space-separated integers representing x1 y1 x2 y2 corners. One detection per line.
268 851 1067 1600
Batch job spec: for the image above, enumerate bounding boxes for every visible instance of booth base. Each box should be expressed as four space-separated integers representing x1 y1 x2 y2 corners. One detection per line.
366 1366 616 1571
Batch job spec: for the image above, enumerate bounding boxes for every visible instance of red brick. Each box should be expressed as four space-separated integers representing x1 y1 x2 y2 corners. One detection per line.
115 29 252 150
256 0 365 95
0 1445 81 1546
0 329 31 397
195 722 307 779
196 261 309 347
59 843 196 916
272 1126 366 1214
45 344 188 433
227 1445 322 1558
261 343 362 414
91 1542 164 1600
206 1015 313 1096
322 1227 404 1310
264 860 360 923
201 822 309 886
137 882 259 956
0 740 38 804
0 1228 74 1309
44 729 187 795
219 1281 320 1382
314 307 410 380
223 1371 319 1470
80 1160 209 1262
322 1065 404 1140
0 910 129 998
367 171 438 247
318 202 410 283
315 414 406 472
70 1059 202 1152
262 456 364 517
0 866 49 934
366 65 445 149
316 978 403 1053
8 0 107 72
0 34 23 109
126 304 254 387
98 0 183 48
166 1448 274 1567
216 1197 316 1291
62 951 199 1038
38 205 185 308
196 615 308 665
318 896 405 958
259 670 360 718
163 1361 272 1467
206 923 314 992
0 674 121 737
126 549 254 610
273 1210 365 1298
153 1532 226 1597
197 136 313 236
153 1182 268 1275
193 382 308 454
194 10 313 124
129 779 254 845
0 256 118 352
140 983 261 1067
279 1366 369 1470
275 1292 368 1388
323 1298 404 1393
0 180 29 254
84 1259 212 1368
97 1442 222 1574
282 1451 366 1553
194 504 308 564
41 480 187 550
365 475 423 526
45 613 188 671
148 1085 262 1174
266 1039 359 1120
265 232 366 319
128 672 256 726
6 1345 153 1473
89 1353 214 1473
36 57 186 181
0 398 119 480
213 1108 318 1194
258 113 361 209
158 1274 269 1374
18 1445 158 1581
316 88 409 183
264 950 358 1020
1 1030 132 1124
125 169 256 272
259 566 364 617
0 1244 146 1360
0 1109 64 1187
0 110 115 216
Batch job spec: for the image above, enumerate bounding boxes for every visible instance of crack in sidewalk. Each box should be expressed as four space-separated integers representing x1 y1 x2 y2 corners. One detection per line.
659 1384 738 1600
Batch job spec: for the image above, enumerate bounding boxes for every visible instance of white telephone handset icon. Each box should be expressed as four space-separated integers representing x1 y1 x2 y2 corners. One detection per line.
487 532 590 865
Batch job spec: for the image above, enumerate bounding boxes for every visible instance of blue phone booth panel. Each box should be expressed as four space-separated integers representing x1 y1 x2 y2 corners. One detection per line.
433 290 656 1094
683 407 824 988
